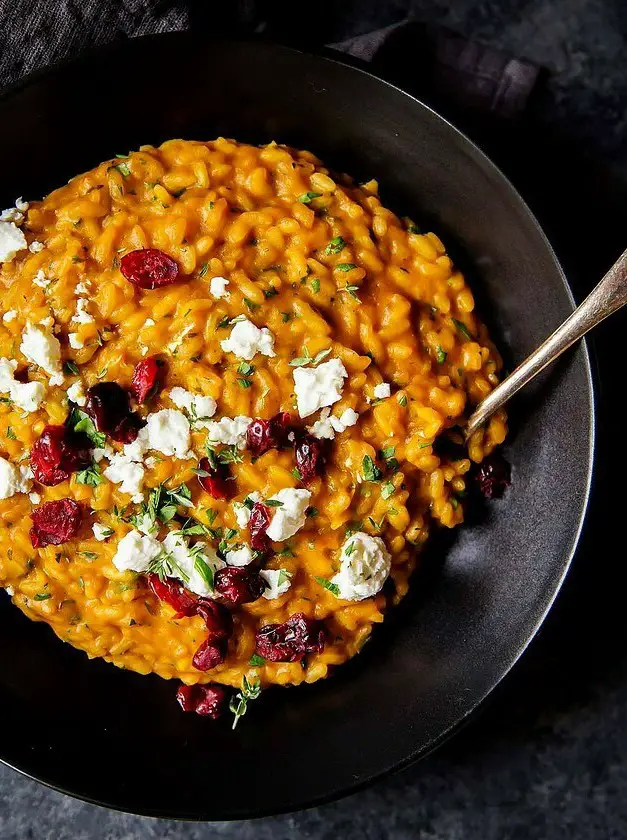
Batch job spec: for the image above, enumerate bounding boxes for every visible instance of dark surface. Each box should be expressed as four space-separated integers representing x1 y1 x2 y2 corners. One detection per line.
1 1 626 837
0 34 593 820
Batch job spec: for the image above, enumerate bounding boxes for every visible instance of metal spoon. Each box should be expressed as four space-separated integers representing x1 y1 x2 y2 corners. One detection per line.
465 246 627 440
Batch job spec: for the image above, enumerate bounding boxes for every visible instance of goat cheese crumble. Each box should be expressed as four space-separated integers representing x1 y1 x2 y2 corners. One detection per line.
169 387 217 428
220 318 275 361
92 522 112 541
224 544 255 567
209 276 230 299
0 221 27 262
162 531 225 597
205 415 251 449
112 530 162 573
233 492 262 528
373 383 391 399
19 323 64 385
330 532 391 601
2 310 17 323
67 380 86 406
0 357 45 413
293 358 348 418
261 569 292 600
0 457 32 499
265 488 311 541
308 407 359 440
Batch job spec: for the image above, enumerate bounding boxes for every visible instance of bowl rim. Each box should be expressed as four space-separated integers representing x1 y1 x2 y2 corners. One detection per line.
0 31 596 819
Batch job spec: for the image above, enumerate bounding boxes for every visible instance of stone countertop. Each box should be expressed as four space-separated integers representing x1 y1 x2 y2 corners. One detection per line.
2 1 627 837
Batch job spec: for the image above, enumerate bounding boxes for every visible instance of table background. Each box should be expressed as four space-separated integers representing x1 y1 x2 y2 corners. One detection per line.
1 1 626 837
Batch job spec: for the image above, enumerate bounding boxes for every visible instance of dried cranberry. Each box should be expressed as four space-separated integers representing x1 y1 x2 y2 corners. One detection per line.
176 683 226 719
30 425 92 486
132 357 167 404
85 382 142 443
192 639 226 671
120 248 180 290
194 600 232 643
214 567 266 606
474 453 511 499
293 432 325 482
147 573 198 617
248 502 272 551
246 412 292 457
196 456 232 500
255 613 326 663
30 499 83 548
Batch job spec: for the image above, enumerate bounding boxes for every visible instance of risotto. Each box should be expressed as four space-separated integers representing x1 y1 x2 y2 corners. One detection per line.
0 139 507 723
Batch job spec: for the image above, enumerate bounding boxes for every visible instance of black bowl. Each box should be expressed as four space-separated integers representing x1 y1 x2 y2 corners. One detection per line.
0 34 594 819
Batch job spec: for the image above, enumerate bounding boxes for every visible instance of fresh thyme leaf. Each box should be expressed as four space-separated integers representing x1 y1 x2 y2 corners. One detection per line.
64 360 80 375
336 263 357 272
264 286 279 299
229 675 261 729
265 499 284 507
436 345 447 364
205 508 218 525
75 463 105 487
281 311 292 323
324 236 346 255
216 315 231 329
191 467 211 478
114 161 131 177
198 262 209 278
193 553 214 590
166 483 194 508
237 360 255 376
291 467 303 481
344 541 357 557
453 318 472 340
34 592 52 601
277 544 295 558
407 223 420 234
224 528 237 541
80 551 98 560
362 455 382 482
306 507 319 518
237 378 252 389
297 192 322 203
6 427 16 440
397 394 408 407
339 284 360 300
277 569 291 586
345 520 363 537
315 576 340 596
218 445 243 465
310 278 320 294
381 481 395 500
243 496 255 510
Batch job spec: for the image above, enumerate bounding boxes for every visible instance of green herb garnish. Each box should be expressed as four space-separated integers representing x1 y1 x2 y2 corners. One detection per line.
362 455 382 482
310 278 320 294
288 347 332 368
453 319 472 340
324 236 346 255
75 463 105 487
64 360 80 375
381 481 396 500
6 427 16 440
336 263 357 272
34 592 52 601
436 346 447 364
297 192 322 203
397 394 408 407
229 675 261 729
69 408 106 447
315 576 340 596
249 654 265 667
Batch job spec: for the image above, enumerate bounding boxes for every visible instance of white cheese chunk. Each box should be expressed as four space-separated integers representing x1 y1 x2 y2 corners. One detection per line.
68 333 84 350
209 276 230 299
205 415 251 450
293 358 348 418
265 488 311 542
224 544 255 567
92 522 112 541
0 221 27 262
29 492 41 504
4 585 14 596
112 530 163 573
2 310 17 323
75 281 90 294
33 270 52 289
71 298 94 324
29 241 45 254
67 380 86 406
169 387 217 428
308 406 359 440
0 356 45 413
373 383 391 399
260 569 292 600
103 452 145 502
330 532 391 601
162 531 225 597
220 318 276 361
233 491 262 528
0 457 32 499
144 409 193 459
19 323 64 385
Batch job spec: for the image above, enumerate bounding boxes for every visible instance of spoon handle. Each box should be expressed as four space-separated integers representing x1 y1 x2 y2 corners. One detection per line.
466 246 627 440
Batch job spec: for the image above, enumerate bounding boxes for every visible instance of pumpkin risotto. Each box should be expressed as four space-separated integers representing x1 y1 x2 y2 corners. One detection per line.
0 138 507 723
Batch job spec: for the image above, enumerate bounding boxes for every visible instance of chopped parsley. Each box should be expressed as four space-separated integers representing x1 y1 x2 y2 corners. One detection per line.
339 284 361 300
216 315 231 329
336 263 356 272
34 592 52 601
243 297 260 312
324 236 346 255
229 675 261 729
289 346 332 368
113 161 131 178
381 481 396 500
68 408 106 447
281 311 292 323
291 467 303 481
237 362 255 376
344 541 357 557
297 192 322 203
310 278 320 294
315 576 340 596
265 499 284 507
198 263 209 278
75 463 105 487
397 394 408 407
436 346 447 364
362 455 382 482
64 360 80 375
6 427 16 440
237 378 252 389
453 318 472 340
249 654 265 667
380 446 399 471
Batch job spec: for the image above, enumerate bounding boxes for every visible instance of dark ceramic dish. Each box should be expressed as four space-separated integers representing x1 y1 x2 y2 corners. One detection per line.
0 34 594 819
